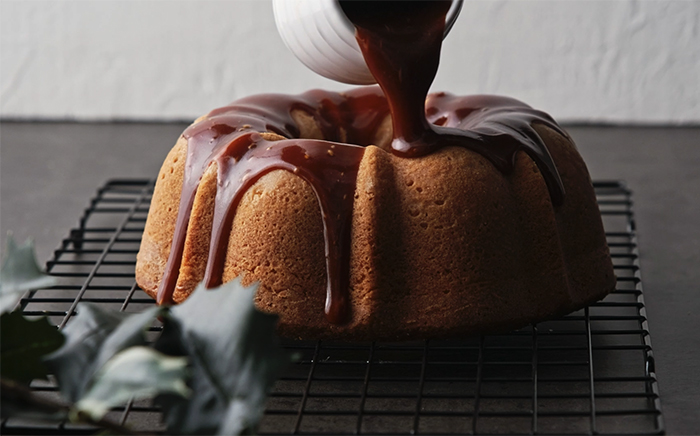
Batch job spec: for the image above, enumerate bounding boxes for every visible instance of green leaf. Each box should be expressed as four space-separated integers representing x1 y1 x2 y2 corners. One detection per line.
0 234 56 313
75 346 189 422
45 304 164 402
154 279 290 435
0 311 65 384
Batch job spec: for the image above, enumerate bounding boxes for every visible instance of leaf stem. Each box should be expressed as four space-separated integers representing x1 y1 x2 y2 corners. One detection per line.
0 378 144 435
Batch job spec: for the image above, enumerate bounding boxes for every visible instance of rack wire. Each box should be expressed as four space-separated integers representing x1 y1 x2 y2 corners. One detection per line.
2 179 664 435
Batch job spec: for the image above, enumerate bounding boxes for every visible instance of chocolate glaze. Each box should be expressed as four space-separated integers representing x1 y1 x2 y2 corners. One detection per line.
341 0 565 203
156 0 567 325
155 89 387 325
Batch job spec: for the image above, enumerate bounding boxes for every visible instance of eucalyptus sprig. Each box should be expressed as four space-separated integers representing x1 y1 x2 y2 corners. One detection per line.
0 234 292 435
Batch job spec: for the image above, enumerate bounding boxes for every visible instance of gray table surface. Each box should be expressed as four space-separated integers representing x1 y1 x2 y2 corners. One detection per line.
1 122 698 434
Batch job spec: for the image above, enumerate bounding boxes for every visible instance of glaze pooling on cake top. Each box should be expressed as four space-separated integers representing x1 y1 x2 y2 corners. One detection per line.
156 0 568 326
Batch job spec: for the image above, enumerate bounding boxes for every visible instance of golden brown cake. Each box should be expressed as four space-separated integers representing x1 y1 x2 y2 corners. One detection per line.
136 88 616 341
137 2 614 341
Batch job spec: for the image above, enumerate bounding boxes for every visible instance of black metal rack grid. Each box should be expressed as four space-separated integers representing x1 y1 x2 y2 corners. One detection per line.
2 179 664 435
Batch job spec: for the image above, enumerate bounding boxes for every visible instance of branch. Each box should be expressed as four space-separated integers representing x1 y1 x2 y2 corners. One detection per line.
0 378 144 435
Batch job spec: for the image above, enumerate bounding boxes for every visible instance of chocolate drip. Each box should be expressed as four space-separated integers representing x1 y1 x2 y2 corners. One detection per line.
201 136 365 326
156 89 387 326
156 1 567 325
340 0 565 204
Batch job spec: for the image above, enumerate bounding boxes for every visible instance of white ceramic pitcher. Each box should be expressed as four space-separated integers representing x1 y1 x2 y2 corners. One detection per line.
273 0 463 85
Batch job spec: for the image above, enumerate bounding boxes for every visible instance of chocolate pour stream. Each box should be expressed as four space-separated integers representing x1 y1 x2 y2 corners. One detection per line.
156 0 567 325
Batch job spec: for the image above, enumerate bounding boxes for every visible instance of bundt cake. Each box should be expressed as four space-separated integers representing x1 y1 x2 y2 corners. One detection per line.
135 87 615 340
135 0 615 340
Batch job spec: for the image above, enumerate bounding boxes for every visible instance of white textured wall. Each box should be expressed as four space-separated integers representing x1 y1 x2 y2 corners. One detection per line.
1 0 699 123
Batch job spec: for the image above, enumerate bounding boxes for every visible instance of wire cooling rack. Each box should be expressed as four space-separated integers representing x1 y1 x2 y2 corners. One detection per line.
3 179 664 435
